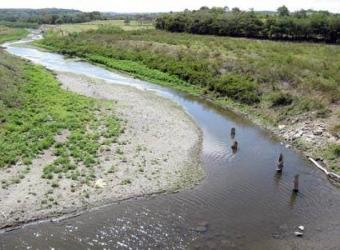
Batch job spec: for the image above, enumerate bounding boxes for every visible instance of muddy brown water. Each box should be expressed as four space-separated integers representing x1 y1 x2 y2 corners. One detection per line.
1 33 340 249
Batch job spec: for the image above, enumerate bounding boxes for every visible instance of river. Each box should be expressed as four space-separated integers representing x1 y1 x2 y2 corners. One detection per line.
1 32 340 249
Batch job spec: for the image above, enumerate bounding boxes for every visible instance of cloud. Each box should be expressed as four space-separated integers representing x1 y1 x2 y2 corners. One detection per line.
0 0 339 13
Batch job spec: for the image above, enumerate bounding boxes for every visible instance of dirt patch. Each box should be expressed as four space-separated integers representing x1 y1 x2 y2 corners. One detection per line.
0 72 203 230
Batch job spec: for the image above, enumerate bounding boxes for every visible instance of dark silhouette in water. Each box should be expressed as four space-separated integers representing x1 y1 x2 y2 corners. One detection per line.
293 175 299 192
231 141 238 153
230 127 236 139
276 153 284 173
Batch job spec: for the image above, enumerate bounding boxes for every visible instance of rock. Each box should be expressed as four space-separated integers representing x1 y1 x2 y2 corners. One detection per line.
193 226 208 233
193 221 209 233
298 225 305 231
95 179 106 188
272 233 280 239
294 231 303 237
313 130 323 136
278 125 286 130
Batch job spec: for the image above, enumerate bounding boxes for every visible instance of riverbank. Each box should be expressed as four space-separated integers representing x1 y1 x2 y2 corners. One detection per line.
0 50 203 230
37 26 340 178
36 31 340 181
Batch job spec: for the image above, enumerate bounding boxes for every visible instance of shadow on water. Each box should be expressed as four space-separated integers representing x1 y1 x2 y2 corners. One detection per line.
1 33 340 250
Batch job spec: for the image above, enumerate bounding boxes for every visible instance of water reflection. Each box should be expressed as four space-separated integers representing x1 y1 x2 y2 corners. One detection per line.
289 191 298 209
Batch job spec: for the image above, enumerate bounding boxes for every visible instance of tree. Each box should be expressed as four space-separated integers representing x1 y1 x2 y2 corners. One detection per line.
124 18 130 25
155 6 340 44
277 5 289 16
294 9 307 18
232 7 241 13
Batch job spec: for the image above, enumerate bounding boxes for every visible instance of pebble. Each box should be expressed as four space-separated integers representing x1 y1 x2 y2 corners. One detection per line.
193 221 209 233
294 231 303 237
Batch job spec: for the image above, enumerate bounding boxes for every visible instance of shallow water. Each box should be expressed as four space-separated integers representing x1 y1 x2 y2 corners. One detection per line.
1 33 340 249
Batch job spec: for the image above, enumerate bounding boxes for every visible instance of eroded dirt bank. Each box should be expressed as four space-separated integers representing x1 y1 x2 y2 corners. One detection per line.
0 72 203 230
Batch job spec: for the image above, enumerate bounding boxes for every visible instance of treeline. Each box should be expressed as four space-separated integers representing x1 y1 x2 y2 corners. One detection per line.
155 6 340 43
0 8 103 25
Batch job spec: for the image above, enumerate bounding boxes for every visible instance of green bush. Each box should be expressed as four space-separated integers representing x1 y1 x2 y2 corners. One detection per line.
216 74 260 104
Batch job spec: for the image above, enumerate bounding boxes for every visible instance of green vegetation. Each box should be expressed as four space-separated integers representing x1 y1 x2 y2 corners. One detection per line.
0 8 103 26
37 26 339 118
0 21 39 29
0 25 28 43
48 20 155 34
324 144 340 173
156 6 340 44
0 50 121 174
36 25 339 172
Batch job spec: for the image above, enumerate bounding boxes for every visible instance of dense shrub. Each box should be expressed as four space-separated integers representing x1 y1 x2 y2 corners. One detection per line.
215 74 260 104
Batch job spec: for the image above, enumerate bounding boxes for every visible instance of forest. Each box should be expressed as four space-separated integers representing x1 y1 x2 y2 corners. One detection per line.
0 8 103 26
156 6 340 43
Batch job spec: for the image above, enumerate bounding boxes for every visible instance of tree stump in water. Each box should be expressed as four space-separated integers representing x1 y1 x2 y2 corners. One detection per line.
276 153 284 173
231 127 236 139
231 141 238 153
293 175 299 192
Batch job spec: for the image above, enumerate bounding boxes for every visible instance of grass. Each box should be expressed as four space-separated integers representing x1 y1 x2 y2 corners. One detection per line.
0 50 121 179
46 20 154 34
323 144 340 174
0 25 28 43
37 27 340 110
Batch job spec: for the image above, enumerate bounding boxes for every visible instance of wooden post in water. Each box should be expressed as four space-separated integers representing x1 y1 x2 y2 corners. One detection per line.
231 127 236 139
276 153 284 173
293 175 299 193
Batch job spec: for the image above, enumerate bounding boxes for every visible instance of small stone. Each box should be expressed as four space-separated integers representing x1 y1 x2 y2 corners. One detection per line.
95 179 106 188
294 231 303 237
193 226 208 233
298 225 304 231
193 221 209 233
313 130 323 136
278 125 286 130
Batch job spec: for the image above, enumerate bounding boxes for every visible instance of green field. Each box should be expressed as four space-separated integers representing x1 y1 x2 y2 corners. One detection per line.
0 25 28 43
38 27 340 110
46 19 154 33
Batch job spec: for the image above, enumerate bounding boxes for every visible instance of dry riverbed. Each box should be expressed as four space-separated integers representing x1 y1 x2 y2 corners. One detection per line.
0 72 203 230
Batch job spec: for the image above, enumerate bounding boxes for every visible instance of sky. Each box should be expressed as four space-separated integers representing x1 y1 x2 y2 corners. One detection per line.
0 0 340 13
